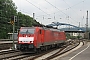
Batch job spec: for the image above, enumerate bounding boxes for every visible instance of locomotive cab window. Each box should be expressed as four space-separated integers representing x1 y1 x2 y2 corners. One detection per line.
20 29 35 34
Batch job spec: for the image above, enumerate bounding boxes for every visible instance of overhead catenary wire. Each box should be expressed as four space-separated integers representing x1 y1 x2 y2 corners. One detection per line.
25 0 50 16
62 0 86 26
35 0 86 18
18 0 86 26
44 0 86 25
62 0 81 23
44 0 68 17
44 0 77 24
25 0 85 20
63 0 86 11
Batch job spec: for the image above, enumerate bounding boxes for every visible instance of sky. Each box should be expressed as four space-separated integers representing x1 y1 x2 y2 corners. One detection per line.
12 0 90 27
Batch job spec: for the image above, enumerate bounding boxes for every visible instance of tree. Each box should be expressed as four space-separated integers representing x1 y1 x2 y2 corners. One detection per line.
0 0 41 39
0 0 17 39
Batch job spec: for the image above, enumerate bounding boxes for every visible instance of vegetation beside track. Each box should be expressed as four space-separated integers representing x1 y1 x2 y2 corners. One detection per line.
0 0 42 39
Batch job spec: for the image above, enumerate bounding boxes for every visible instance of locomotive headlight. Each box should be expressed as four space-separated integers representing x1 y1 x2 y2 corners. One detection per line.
30 41 33 43
19 41 22 42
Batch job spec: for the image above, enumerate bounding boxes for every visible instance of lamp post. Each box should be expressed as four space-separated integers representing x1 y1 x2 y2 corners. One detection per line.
84 11 89 40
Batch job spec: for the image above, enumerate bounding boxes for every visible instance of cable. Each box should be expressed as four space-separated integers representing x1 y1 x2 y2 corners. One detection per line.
44 0 86 25
62 0 80 23
25 0 50 15
23 0 86 26
36 0 86 18
44 0 77 25
44 0 68 17
64 0 86 11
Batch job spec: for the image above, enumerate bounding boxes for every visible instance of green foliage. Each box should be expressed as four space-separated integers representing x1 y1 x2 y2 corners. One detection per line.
0 0 40 39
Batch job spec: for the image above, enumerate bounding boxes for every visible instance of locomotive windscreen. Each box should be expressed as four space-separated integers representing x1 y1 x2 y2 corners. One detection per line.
20 29 35 34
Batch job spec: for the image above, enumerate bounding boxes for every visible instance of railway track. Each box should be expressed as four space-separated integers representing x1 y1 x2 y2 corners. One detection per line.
30 40 83 60
0 50 19 55
0 40 84 60
0 50 23 60
44 42 80 60
0 40 17 50
3 53 34 60
0 41 67 60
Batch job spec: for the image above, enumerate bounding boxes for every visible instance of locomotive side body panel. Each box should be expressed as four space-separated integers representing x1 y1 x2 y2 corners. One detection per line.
36 28 45 48
43 30 66 46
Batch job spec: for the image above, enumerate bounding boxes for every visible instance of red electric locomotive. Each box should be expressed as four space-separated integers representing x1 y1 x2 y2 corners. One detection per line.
17 27 66 52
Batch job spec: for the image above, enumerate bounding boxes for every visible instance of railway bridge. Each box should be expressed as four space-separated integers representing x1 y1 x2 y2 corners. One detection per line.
46 22 85 32
46 22 86 38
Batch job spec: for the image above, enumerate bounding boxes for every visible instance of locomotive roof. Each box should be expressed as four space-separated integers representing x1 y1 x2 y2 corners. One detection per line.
43 27 61 32
20 27 63 32
21 27 35 29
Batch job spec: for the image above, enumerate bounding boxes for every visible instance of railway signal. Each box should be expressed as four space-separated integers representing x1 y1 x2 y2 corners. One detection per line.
10 16 14 25
10 16 17 49
10 16 17 25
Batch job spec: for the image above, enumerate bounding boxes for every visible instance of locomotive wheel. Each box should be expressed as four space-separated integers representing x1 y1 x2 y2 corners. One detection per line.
37 48 41 53
34 48 37 53
45 46 48 51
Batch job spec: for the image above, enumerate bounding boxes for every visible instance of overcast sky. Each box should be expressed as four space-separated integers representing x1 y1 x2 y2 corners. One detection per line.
12 0 90 27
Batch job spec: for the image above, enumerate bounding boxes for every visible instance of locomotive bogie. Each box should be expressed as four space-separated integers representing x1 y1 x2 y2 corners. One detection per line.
17 44 36 52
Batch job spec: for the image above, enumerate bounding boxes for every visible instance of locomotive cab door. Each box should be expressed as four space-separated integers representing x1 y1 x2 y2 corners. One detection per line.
41 29 44 45
39 29 44 45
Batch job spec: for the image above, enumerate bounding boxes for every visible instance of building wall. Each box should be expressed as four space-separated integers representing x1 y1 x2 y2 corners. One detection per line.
69 32 84 38
8 33 18 40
